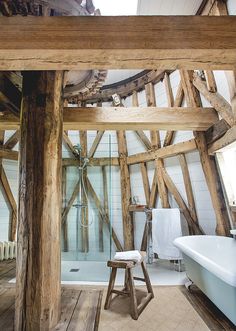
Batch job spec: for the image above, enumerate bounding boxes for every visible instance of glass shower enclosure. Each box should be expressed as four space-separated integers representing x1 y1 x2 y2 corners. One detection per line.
61 134 113 282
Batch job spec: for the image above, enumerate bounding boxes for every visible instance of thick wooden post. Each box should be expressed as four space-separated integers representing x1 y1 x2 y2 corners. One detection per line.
15 71 63 331
181 69 231 236
117 130 134 250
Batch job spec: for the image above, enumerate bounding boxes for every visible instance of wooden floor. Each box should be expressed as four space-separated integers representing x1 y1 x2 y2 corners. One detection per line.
0 260 103 331
181 285 236 331
0 260 236 331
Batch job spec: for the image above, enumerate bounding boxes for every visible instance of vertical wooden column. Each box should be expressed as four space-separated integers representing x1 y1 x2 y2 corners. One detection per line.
180 70 231 236
117 130 134 250
15 71 63 331
145 82 170 208
225 71 236 122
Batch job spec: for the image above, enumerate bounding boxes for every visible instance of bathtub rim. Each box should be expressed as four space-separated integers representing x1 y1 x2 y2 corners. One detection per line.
174 235 236 287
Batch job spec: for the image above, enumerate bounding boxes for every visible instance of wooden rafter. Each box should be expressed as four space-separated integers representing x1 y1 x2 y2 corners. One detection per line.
88 131 104 158
140 163 150 206
117 130 134 250
204 70 217 93
0 16 236 70
181 69 231 236
205 119 230 146
63 132 79 158
0 130 17 241
164 72 174 108
193 73 234 126
146 82 170 208
0 106 219 131
62 180 80 226
140 168 158 251
63 157 119 167
127 139 197 165
163 82 184 146
86 177 123 252
3 130 19 150
178 153 198 231
132 90 152 151
161 167 204 235
208 125 236 154
0 148 18 160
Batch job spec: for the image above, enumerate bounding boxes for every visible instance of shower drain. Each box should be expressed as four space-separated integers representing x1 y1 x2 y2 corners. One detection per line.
70 268 80 272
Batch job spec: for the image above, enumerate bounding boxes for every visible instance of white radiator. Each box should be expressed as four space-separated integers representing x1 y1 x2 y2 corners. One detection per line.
0 241 16 261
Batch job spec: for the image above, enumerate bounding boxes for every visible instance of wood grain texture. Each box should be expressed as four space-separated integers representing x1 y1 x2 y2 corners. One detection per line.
193 73 234 126
15 71 63 331
3 131 19 150
179 153 198 233
0 165 17 241
86 177 123 252
161 167 204 235
208 125 236 154
205 119 230 145
127 139 197 165
0 106 219 130
62 157 119 167
117 130 134 250
163 82 184 146
182 69 231 236
0 148 18 160
0 16 236 70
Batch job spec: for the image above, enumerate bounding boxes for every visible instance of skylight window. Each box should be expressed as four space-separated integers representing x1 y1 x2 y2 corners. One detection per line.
93 0 138 15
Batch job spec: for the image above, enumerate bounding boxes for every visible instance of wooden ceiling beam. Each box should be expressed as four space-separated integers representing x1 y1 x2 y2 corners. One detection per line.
193 73 234 126
208 125 236 154
127 139 197 165
0 147 18 160
0 107 218 131
0 16 236 70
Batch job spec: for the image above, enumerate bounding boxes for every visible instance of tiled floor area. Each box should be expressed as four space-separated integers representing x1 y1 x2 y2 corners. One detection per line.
61 259 188 285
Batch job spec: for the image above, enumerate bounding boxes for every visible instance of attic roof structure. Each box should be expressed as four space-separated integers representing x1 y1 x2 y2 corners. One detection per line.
0 0 236 330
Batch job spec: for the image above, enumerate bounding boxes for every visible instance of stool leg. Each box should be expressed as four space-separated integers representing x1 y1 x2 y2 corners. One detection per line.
141 261 154 298
104 267 117 309
127 268 138 320
124 269 129 291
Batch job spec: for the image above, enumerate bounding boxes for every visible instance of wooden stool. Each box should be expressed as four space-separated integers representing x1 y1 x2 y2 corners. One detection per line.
104 252 154 320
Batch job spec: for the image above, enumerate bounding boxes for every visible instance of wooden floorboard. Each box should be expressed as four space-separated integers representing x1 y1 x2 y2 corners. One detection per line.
1 261 235 330
180 285 236 331
0 260 103 331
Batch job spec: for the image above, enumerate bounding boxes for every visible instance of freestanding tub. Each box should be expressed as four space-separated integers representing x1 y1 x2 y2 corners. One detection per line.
174 235 236 325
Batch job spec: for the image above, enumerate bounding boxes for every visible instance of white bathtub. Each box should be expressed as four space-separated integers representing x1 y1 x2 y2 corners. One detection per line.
174 235 236 325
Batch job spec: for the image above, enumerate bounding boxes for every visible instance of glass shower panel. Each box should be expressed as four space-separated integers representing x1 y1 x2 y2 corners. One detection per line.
61 133 113 282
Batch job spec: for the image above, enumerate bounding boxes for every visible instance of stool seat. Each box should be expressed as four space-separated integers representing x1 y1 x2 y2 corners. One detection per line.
104 250 154 320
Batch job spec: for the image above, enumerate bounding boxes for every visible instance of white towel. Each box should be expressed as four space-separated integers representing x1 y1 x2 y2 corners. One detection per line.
114 250 142 263
152 208 182 260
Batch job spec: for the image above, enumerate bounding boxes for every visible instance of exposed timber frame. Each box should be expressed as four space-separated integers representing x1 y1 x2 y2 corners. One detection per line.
0 16 236 70
0 5 235 331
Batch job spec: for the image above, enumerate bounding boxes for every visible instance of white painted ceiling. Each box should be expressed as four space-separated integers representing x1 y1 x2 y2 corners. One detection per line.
96 0 203 85
137 0 203 16
104 70 143 86
94 0 202 16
